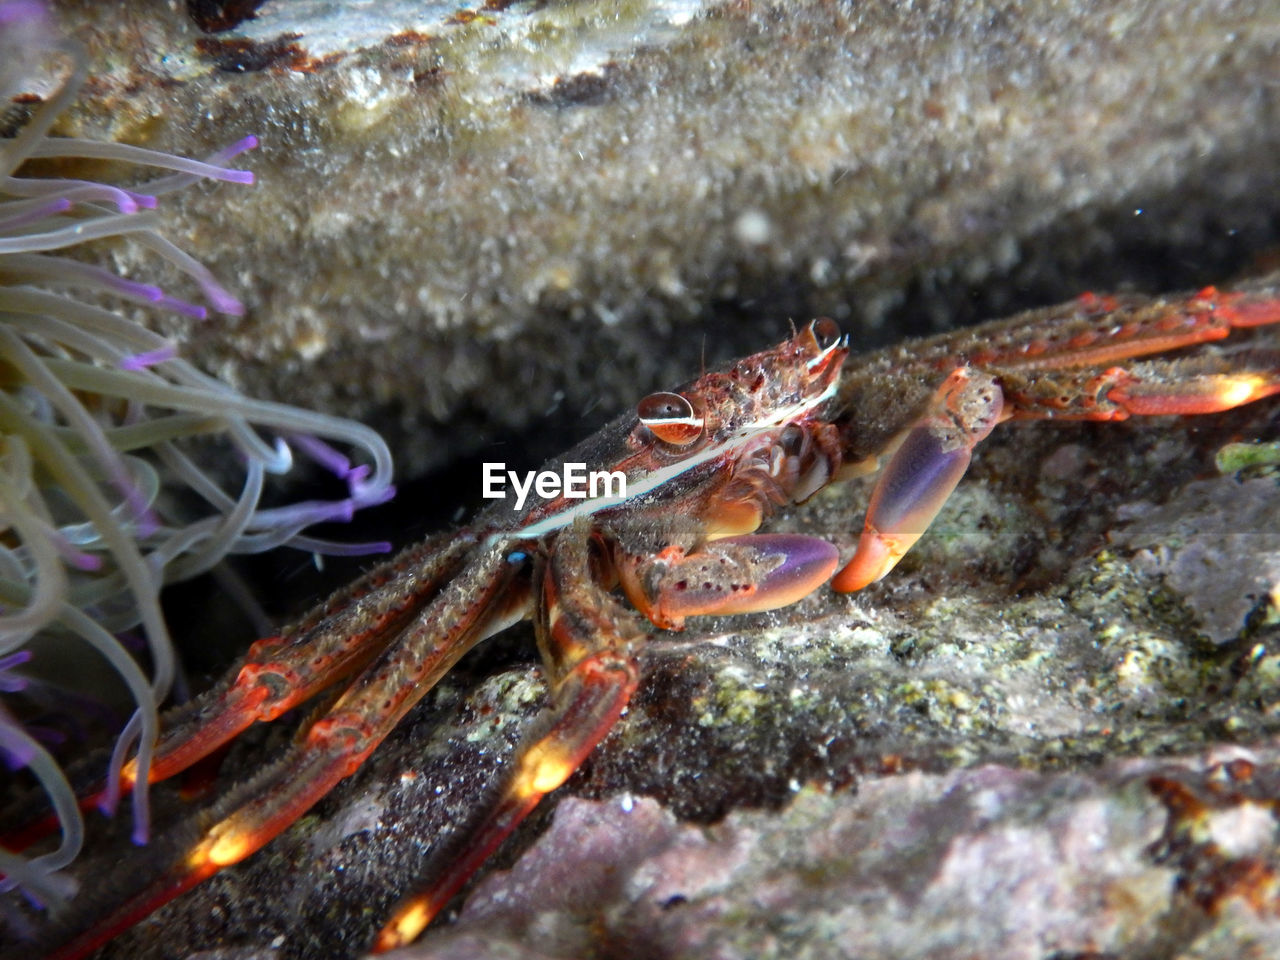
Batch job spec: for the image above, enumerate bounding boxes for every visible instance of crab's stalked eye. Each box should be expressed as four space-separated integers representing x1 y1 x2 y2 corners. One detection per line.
810 317 842 350
805 317 847 375
638 391 704 445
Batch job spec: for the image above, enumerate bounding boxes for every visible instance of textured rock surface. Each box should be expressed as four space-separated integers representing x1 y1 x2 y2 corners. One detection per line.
4 1 1280 958
29 0 1280 474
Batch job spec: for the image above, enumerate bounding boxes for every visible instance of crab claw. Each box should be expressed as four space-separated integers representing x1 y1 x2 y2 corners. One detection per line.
622 534 838 630
833 368 1003 592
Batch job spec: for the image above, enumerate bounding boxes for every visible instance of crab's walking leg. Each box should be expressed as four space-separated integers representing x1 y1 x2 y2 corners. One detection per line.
926 284 1280 374
135 533 481 789
1044 285 1280 366
997 355 1280 420
833 368 1003 592
1094 364 1280 416
833 345 1280 594
4 533 477 854
41 546 528 960
375 524 643 952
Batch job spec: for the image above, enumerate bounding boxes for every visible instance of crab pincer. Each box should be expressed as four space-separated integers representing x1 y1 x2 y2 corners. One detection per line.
618 533 839 629
832 281 1280 592
833 368 1003 592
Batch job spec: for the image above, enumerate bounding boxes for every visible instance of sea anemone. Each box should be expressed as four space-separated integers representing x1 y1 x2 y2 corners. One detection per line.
0 0 394 908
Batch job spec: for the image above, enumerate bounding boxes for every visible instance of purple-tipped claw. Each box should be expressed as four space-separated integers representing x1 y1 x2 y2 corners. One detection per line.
858 426 975 536
643 533 838 626
712 534 839 614
833 369 1002 593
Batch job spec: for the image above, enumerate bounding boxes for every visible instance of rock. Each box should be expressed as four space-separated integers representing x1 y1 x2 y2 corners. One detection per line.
28 0 1280 474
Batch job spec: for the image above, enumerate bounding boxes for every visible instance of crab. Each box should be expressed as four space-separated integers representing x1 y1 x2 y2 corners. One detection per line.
7 276 1280 959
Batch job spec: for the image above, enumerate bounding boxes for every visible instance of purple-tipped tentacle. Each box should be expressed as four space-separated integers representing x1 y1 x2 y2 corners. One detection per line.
105 277 163 303
154 293 207 319
288 437 396 508
221 133 260 160
0 650 33 692
119 344 177 371
252 498 357 530
53 541 104 572
290 433 353 478
286 535 394 557
0 196 72 231
350 480 396 509
42 140 257 185
126 231 246 315
0 0 47 25
0 704 37 772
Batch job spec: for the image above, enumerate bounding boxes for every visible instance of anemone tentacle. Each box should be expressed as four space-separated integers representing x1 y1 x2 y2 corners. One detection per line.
0 0 394 907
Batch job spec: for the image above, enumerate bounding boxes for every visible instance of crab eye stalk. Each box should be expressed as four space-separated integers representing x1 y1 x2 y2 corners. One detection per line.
809 317 842 350
804 316 847 376
637 391 703 445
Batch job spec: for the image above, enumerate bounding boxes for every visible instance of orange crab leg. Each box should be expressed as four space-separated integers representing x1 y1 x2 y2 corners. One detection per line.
183 548 528 862
986 348 1280 421
1021 286 1280 368
376 525 642 952
833 284 1280 593
3 533 476 855
833 368 1003 592
126 532 477 791
938 285 1280 374
1103 368 1280 416
40 547 529 960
